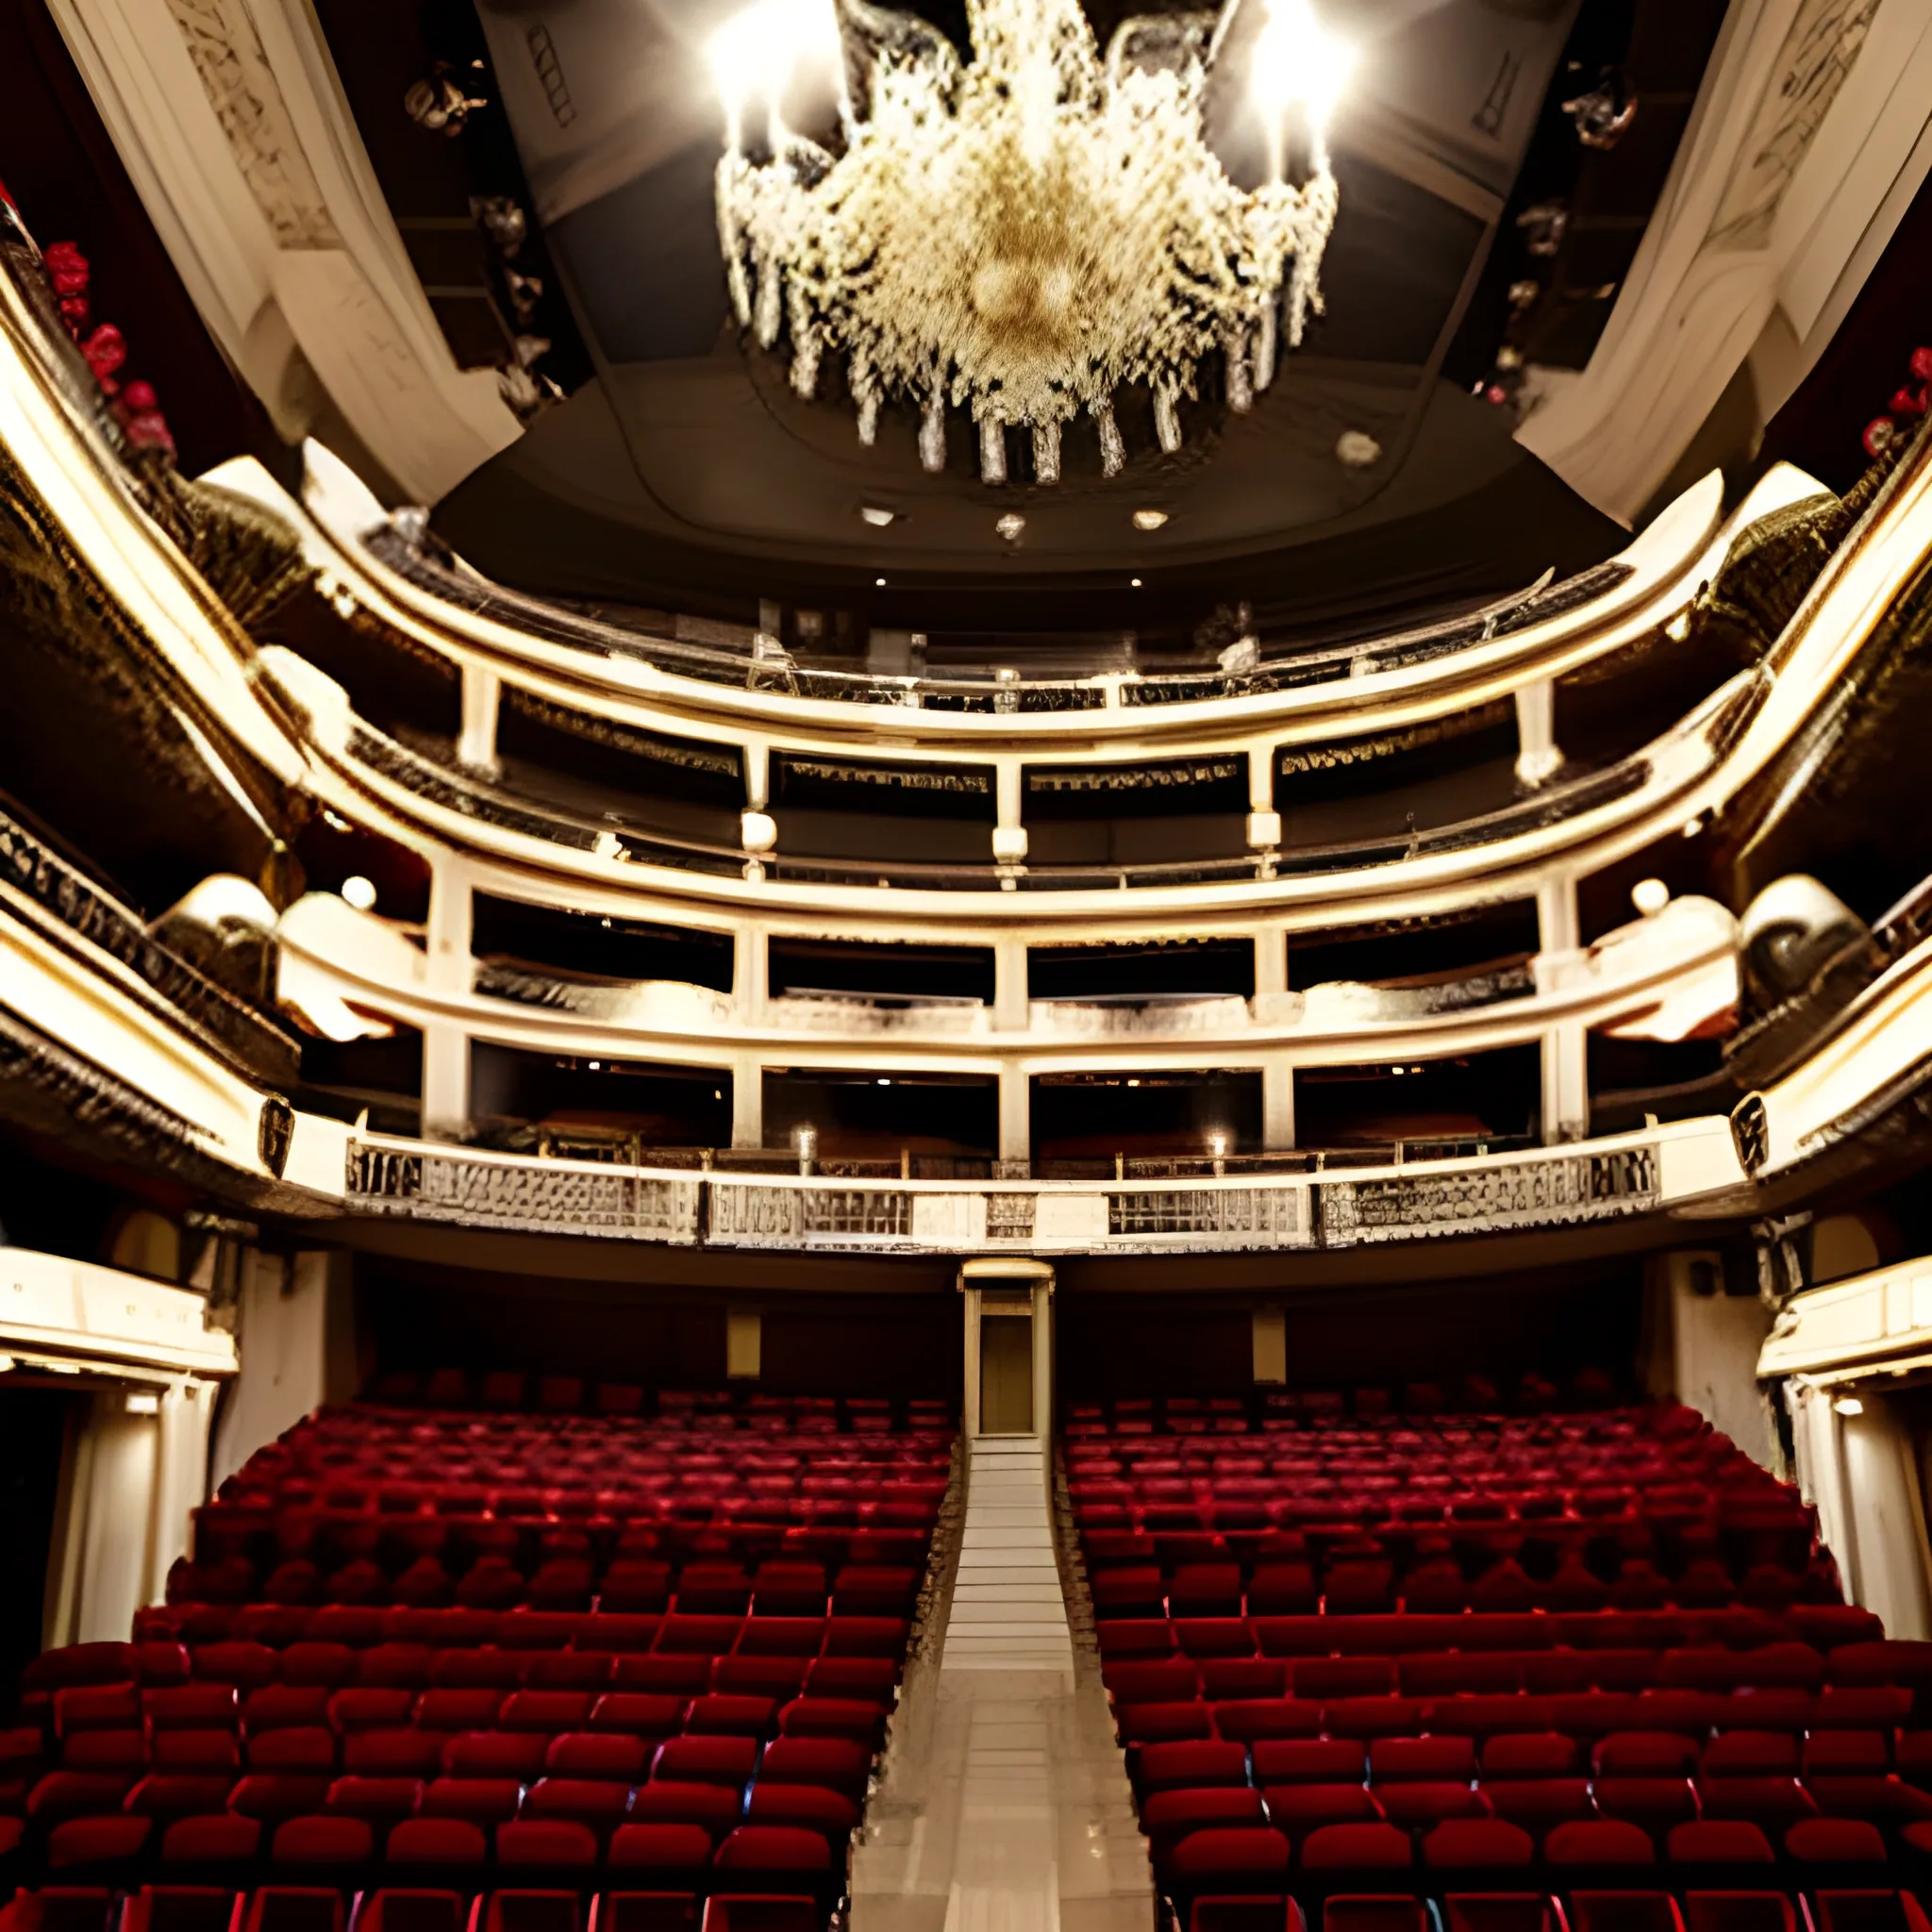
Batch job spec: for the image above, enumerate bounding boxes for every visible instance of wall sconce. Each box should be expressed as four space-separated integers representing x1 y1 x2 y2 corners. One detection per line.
1833 1395 1864 1416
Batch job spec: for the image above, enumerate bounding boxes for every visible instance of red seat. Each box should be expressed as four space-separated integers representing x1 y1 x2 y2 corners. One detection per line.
1420 1822 1535 1870
1253 1741 1365 1785
630 1782 746 1838
385 1820 488 1865
1370 1738 1474 1784
230 1776 333 1822
1324 1903 1425 1932
1680 1900 1793 1932
270 1815 375 1864
159 1815 262 1867
1783 1820 1889 1865
325 1775 424 1824
521 1777 635 1825
757 1738 869 1797
700 1898 819 1932
494 1820 601 1867
1299 1824 1412 1871
1121 1730 1240 1790
1566 1896 1683 1932
445 1733 548 1779
743 1785 861 1835
610 1824 715 1872
1168 1826 1292 1890
422 1778 523 1824
1261 1786 1384 1832
712 1824 833 1887
655 1738 758 1787
1544 1822 1657 1868
46 1817 154 1869
1665 1824 1774 1866
1376 1784 1491 1828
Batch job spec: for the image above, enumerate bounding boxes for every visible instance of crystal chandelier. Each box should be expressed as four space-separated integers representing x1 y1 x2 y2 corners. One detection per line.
707 0 1352 483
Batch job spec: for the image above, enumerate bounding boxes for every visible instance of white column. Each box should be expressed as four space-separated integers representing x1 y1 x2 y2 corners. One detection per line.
1536 874 1580 958
421 1025 471 1141
1514 680 1562 788
1246 744 1281 850
150 1380 215 1603
998 1066 1030 1168
79 1393 157 1641
457 663 500 774
734 927 768 1025
1541 1023 1589 1144
1262 1058 1295 1151
424 857 473 994
732 1057 763 1149
210 1251 346 1491
1839 1393 1932 1641
991 760 1027 866
992 936 1029 1033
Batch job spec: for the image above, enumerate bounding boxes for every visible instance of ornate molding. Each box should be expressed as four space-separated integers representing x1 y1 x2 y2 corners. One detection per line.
163 0 341 249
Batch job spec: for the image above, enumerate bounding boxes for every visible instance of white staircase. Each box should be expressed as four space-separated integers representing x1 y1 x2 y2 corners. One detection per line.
942 1437 1074 1675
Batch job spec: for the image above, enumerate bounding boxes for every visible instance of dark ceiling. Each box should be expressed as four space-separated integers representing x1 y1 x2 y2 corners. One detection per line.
325 0 1711 641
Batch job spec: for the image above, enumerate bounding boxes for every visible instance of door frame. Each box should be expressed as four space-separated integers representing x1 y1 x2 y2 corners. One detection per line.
958 1257 1055 1444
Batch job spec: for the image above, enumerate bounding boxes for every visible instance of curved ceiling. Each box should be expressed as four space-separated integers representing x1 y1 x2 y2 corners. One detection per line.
434 0 1628 629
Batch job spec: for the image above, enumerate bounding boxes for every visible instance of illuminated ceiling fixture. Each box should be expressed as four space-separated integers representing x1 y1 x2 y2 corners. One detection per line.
1131 508 1169 530
707 0 1351 484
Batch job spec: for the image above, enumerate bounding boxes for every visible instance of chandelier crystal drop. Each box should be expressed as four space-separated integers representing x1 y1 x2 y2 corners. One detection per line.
708 0 1351 483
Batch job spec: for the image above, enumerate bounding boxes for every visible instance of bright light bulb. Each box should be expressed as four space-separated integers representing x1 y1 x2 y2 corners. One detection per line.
341 875 377 911
1834 1396 1864 1416
707 0 841 139
1249 0 1355 151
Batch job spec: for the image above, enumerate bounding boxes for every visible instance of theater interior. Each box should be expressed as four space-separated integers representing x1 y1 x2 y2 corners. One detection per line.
3 4 1932 1932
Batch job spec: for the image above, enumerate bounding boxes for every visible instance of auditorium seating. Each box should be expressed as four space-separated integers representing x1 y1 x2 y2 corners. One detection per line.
1072 1379 1932 1932
1 1379 953 1931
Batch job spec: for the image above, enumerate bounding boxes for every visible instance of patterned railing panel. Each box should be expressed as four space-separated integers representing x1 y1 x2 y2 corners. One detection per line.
1321 1147 1658 1246
1108 1186 1309 1246
347 1142 700 1241
343 1138 1671 1253
0 809 297 1083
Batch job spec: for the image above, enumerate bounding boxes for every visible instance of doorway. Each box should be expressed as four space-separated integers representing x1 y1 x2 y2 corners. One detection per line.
979 1291 1034 1435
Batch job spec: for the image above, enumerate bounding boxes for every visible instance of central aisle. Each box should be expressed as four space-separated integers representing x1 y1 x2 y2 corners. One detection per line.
851 1436 1150 1932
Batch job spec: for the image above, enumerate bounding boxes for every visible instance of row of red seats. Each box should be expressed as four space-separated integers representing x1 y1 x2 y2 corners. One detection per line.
1069 1399 1930 1924
2 1881 820 1932
4 1391 952 1932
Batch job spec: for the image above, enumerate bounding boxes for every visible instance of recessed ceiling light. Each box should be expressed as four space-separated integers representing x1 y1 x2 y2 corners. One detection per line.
874 576 887 587
1130 577 1142 588
995 513 1025 541
859 505 896 526
1132 508 1168 531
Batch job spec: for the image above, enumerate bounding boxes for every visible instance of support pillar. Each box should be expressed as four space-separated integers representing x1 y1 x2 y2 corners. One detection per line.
991 760 1027 869
1514 679 1562 788
734 927 767 1025
992 936 1029 1033
1262 1058 1295 1151
732 1058 763 1150
457 663 500 774
1541 1022 1589 1144
421 1025 470 1141
424 858 473 996
997 1065 1030 1170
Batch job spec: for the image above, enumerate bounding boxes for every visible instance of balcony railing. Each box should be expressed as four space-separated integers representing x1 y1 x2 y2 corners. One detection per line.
0 805 297 1085
341 1124 1698 1255
358 523 1639 716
